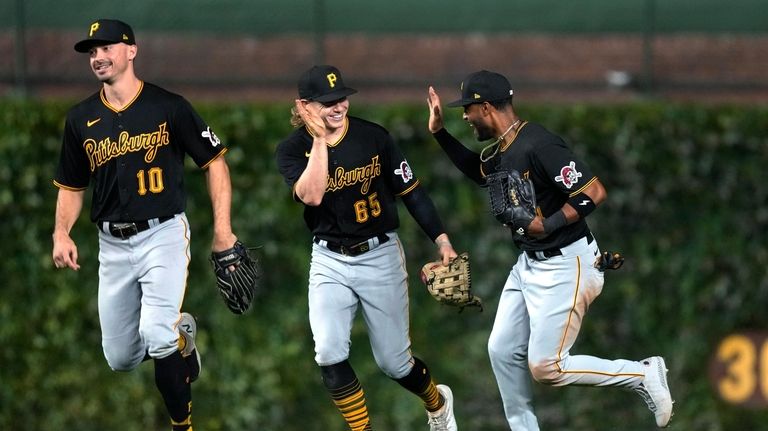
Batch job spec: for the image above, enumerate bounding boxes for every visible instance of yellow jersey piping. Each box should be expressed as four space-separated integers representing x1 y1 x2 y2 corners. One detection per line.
396 180 420 197
100 80 144 113
568 176 598 197
52 180 87 191
553 255 644 378
306 117 349 147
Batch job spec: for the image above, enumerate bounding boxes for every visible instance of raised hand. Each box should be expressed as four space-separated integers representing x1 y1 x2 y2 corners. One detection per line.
427 86 445 133
295 99 328 139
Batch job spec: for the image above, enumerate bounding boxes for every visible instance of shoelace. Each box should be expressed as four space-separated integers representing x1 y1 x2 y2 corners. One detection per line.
635 384 658 412
427 412 449 431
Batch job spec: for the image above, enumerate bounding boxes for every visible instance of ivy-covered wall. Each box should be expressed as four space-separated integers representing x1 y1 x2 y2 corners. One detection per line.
1 100 767 430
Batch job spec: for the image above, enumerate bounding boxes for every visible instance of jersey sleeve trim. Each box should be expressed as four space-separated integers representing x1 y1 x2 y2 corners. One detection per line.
200 147 228 169
568 176 598 197
52 180 87 191
395 179 420 197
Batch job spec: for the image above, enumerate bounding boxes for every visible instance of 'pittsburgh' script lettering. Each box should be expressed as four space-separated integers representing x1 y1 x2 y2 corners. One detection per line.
326 156 381 194
84 122 170 171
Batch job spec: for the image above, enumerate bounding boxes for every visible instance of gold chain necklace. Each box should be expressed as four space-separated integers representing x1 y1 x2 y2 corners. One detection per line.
480 119 521 162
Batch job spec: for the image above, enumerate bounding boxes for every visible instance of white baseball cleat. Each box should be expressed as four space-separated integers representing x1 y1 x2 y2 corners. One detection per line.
427 384 458 431
635 356 674 428
179 312 201 382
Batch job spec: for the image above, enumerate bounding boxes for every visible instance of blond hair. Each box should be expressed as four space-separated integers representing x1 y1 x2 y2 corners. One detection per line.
290 106 305 128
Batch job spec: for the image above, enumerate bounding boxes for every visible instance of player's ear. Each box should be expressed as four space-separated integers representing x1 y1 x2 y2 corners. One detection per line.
481 101 492 115
127 44 138 61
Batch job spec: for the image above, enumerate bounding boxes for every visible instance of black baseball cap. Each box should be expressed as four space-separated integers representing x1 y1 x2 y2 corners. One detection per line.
74 19 135 53
446 70 514 108
298 65 358 103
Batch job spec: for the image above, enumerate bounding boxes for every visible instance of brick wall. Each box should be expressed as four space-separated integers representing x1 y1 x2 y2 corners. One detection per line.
2 30 767 104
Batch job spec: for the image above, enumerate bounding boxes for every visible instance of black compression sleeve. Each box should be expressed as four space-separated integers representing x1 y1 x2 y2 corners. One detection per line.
401 186 446 242
433 128 484 185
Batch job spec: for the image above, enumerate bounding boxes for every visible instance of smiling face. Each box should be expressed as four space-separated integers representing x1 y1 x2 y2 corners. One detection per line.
312 97 350 132
462 103 496 142
88 42 136 84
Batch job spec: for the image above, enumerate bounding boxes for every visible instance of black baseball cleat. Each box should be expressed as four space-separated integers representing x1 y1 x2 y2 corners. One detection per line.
179 312 201 383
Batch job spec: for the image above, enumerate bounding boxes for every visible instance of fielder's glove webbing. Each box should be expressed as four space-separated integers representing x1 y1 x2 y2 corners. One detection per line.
210 241 261 314
486 170 537 236
421 252 482 312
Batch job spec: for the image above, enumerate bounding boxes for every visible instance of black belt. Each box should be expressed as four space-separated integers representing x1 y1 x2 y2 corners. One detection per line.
525 232 594 261
99 216 174 240
314 234 390 257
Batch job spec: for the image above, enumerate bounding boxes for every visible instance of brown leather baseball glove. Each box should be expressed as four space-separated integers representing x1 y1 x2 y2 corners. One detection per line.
421 252 482 312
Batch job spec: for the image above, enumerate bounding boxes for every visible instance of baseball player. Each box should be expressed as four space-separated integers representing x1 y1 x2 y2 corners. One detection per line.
51 19 239 431
276 65 459 431
426 71 674 429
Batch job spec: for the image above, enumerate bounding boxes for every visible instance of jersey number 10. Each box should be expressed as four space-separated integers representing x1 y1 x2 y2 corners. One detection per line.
136 167 165 195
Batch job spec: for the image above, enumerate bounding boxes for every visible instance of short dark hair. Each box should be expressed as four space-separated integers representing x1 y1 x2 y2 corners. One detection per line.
488 97 513 111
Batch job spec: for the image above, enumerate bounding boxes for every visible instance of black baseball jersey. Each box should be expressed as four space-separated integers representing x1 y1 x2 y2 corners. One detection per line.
276 116 420 245
482 122 595 251
54 82 226 222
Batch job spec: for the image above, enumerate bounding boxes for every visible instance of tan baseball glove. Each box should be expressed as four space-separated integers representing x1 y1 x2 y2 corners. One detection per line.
421 252 482 312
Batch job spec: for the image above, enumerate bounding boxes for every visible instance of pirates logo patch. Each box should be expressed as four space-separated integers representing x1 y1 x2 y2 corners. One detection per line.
394 160 413 183
202 127 221 147
554 161 582 189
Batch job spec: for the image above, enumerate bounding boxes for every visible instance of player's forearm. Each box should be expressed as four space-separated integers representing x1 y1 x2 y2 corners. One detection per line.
539 178 606 236
582 177 607 206
205 157 234 238
562 177 605 222
401 186 446 242
53 188 85 237
295 140 329 206
432 128 484 184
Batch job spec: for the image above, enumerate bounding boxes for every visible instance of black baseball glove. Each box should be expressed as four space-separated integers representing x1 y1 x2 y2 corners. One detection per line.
595 251 625 271
210 241 260 314
485 170 537 236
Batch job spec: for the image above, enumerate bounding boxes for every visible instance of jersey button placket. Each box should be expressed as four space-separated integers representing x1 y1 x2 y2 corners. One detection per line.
119 186 129 206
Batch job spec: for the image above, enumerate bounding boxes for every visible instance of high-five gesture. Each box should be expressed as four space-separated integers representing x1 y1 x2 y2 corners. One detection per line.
427 86 445 133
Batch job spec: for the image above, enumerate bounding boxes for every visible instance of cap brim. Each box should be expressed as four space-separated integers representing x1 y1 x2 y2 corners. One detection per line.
312 87 357 103
445 98 475 108
74 39 128 53
446 95 512 108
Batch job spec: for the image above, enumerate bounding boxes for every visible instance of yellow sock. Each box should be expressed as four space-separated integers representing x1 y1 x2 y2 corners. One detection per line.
331 379 372 431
